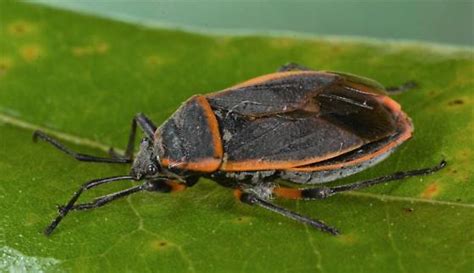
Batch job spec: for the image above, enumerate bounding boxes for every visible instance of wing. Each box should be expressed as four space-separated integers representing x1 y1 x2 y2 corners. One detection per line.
206 71 337 117
208 71 403 171
216 112 366 171
324 70 387 95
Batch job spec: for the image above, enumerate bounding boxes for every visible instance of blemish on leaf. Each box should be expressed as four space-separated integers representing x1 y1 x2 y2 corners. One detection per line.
145 55 166 67
0 58 13 76
95 42 109 53
337 233 357 245
20 44 42 62
72 46 90 56
149 240 171 251
72 42 109 56
233 216 252 224
7 21 35 36
448 99 464 106
420 183 440 199
403 207 415 213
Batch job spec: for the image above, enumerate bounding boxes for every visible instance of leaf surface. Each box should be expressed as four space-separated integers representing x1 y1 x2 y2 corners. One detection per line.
0 1 473 273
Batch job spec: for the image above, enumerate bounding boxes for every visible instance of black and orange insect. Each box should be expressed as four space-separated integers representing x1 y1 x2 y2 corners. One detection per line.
35 63 446 236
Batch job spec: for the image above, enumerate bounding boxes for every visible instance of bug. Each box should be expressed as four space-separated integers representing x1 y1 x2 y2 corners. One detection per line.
35 63 446 236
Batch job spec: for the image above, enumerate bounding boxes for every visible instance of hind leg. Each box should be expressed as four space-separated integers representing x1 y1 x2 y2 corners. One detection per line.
274 161 446 200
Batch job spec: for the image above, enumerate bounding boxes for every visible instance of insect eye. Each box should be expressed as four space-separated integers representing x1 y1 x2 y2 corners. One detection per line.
147 164 157 174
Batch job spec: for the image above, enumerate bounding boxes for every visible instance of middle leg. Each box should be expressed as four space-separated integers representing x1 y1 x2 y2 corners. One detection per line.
44 175 135 235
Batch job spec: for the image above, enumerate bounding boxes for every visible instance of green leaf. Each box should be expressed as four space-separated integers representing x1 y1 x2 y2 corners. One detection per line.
1 1 473 273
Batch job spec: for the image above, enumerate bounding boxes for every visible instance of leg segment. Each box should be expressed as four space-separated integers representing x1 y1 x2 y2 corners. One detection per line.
55 180 187 214
386 81 418 94
58 185 145 211
44 175 134 236
274 160 447 200
33 131 132 163
33 113 156 164
235 189 340 235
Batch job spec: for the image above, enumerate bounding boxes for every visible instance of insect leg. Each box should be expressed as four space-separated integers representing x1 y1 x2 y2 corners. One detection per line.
386 81 418 94
108 113 156 160
61 179 190 212
274 160 447 200
57 184 146 211
277 62 313 72
237 191 340 235
44 175 134 236
33 113 156 164
33 131 131 163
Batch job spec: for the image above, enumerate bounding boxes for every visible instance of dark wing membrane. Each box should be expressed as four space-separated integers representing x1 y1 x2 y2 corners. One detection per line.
155 96 223 172
206 71 337 117
317 84 398 141
217 111 365 171
288 90 414 174
212 73 400 171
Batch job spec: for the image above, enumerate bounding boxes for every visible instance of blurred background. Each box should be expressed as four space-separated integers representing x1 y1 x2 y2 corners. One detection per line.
30 0 473 47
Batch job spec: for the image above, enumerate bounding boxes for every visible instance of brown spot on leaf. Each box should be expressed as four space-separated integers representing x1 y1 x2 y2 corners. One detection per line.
448 99 464 106
72 41 109 56
420 183 439 199
150 240 171 251
20 44 42 62
403 207 414 213
7 21 35 36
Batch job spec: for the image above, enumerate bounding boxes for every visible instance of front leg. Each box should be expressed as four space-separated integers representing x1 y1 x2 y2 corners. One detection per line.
62 179 190 212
